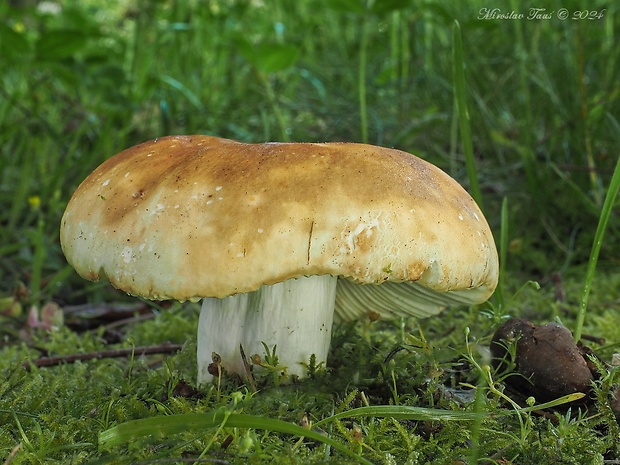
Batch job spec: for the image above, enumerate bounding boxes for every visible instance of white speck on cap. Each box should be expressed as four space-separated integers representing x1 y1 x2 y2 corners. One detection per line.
121 246 132 264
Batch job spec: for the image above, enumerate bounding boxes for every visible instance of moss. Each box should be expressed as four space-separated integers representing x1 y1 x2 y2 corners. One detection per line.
3 270 619 463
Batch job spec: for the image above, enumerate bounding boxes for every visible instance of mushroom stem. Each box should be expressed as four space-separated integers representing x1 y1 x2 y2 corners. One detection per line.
197 274 338 385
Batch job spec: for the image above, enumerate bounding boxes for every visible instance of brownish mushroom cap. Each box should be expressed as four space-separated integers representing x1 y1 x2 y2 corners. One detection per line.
60 135 499 381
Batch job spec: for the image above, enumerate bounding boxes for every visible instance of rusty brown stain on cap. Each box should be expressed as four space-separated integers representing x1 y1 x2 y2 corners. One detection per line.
60 135 498 307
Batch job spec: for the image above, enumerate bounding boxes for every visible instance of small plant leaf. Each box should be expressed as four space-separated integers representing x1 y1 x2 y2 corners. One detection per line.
0 24 31 58
36 29 87 59
237 40 300 74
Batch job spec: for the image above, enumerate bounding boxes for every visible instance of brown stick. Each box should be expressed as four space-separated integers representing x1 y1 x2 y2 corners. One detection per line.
22 343 184 370
239 343 257 392
3 443 21 465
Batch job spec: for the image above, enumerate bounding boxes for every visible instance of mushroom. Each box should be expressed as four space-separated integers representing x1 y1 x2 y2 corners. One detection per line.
60 135 499 385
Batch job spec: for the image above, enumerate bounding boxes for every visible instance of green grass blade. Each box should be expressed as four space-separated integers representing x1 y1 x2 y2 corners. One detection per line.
494 197 509 310
160 75 204 110
312 405 483 429
452 20 483 210
311 395 583 429
508 0 539 205
468 378 487 464
573 152 620 342
98 411 374 465
359 12 369 143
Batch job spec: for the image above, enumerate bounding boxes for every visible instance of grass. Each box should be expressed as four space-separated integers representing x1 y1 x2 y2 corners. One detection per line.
573 152 620 342
1 0 619 463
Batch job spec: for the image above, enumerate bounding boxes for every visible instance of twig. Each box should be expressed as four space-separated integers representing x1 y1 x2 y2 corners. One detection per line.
22 343 183 370
580 334 606 346
104 312 156 330
3 443 21 465
239 343 257 392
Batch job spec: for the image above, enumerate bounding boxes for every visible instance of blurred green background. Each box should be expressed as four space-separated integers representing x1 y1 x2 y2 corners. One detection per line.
1 0 618 311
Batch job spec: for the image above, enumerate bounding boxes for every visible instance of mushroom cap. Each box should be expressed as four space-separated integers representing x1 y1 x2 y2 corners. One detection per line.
60 135 498 318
